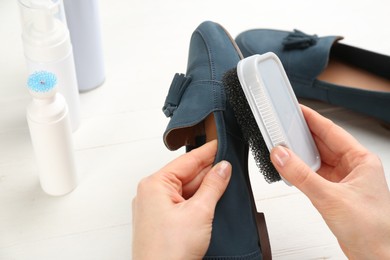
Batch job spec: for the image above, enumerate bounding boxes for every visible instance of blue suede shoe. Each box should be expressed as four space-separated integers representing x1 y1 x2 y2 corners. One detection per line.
236 29 390 123
162 21 268 259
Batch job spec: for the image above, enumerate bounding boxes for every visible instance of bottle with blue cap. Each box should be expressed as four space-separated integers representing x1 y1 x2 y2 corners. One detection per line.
26 71 78 196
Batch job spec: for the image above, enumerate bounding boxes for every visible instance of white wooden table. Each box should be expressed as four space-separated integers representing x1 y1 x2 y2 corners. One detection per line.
1 0 389 259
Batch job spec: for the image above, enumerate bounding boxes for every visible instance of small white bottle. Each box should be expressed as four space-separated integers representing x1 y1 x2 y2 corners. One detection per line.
63 0 105 92
18 0 81 131
26 71 78 196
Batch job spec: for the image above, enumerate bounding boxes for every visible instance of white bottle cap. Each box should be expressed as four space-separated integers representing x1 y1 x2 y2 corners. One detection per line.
18 0 71 62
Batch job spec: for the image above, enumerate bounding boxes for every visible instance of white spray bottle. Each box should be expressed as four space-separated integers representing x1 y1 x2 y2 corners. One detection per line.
18 0 81 131
26 71 78 196
63 0 106 92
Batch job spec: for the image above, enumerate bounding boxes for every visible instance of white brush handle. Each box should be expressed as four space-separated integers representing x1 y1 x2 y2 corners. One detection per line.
27 93 78 196
237 53 321 185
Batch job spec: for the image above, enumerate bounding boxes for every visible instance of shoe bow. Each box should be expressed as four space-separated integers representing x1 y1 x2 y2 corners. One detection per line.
162 73 192 117
282 29 319 50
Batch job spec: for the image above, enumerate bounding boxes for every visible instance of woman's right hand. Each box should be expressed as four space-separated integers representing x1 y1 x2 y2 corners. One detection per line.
270 105 390 259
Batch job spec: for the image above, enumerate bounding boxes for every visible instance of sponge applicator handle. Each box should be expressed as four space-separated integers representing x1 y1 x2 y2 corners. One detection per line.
223 53 321 184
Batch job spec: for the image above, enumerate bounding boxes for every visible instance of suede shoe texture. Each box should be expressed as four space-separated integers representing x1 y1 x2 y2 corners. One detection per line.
236 29 390 123
162 21 263 259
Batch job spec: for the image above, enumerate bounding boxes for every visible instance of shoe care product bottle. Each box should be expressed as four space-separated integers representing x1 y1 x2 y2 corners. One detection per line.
63 0 105 92
26 71 78 196
18 0 81 131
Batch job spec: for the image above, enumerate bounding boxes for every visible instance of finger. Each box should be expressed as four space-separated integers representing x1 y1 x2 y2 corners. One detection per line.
271 145 332 200
191 160 232 212
181 165 211 199
300 105 364 156
160 140 218 185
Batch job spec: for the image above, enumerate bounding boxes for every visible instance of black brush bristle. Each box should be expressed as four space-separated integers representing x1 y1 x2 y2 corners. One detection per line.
222 68 281 183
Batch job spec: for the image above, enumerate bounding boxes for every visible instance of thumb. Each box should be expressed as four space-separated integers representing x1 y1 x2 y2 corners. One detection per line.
192 160 232 210
270 146 329 199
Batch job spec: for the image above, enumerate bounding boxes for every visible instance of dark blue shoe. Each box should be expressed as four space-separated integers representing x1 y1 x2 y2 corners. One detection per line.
162 21 269 259
236 29 390 123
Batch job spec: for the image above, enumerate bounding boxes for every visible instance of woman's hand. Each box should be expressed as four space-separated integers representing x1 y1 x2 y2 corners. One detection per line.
132 140 231 260
271 105 390 259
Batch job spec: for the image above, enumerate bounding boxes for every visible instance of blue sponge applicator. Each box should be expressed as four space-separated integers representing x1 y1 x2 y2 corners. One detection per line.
27 71 57 98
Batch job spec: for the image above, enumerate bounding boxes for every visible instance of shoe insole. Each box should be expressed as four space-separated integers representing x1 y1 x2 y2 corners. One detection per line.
318 56 390 92
164 113 217 150
205 113 218 142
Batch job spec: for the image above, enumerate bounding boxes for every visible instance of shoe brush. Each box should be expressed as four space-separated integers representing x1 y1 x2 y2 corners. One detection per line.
223 53 321 184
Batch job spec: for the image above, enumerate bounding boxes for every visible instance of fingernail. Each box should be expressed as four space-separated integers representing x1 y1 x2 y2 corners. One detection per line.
216 161 230 179
273 146 290 167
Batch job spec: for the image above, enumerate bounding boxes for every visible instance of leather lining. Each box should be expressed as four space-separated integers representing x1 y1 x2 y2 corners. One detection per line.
318 56 390 92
